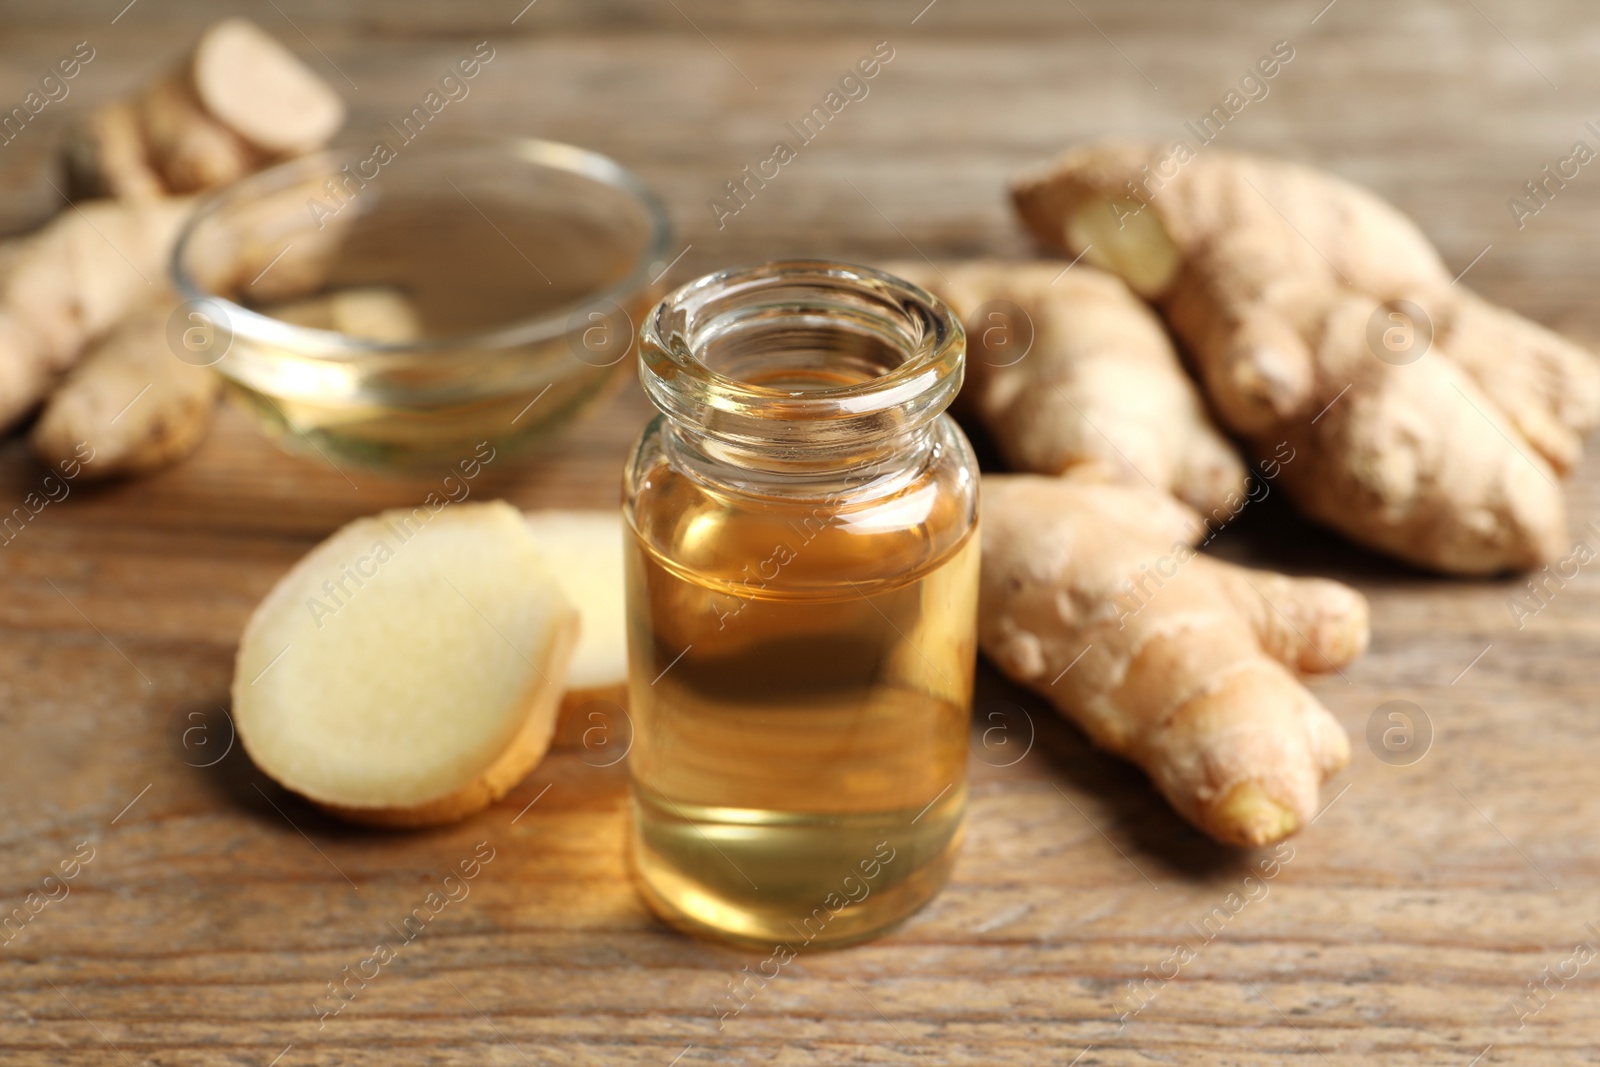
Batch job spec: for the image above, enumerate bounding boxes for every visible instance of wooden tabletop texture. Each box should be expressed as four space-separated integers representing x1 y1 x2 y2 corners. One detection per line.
3 1 1600 1063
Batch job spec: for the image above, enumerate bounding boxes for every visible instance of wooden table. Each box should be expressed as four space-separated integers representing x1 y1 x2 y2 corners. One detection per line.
4 1 1600 1062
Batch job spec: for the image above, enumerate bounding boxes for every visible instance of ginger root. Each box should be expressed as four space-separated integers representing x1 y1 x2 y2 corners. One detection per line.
30 17 350 481
1013 140 1600 574
233 501 579 828
0 197 190 432
64 17 343 198
32 301 222 480
980 475 1366 846
887 259 1247 516
135 75 260 195
67 101 165 201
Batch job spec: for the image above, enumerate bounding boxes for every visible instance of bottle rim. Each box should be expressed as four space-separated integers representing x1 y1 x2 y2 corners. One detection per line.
637 260 965 458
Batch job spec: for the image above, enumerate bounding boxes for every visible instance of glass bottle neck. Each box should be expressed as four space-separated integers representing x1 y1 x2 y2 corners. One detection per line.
637 260 966 496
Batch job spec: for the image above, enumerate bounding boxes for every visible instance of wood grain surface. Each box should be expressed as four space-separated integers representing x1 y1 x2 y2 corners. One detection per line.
4 1 1600 1063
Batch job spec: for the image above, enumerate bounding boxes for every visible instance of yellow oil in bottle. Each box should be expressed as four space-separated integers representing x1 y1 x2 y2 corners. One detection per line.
624 450 977 948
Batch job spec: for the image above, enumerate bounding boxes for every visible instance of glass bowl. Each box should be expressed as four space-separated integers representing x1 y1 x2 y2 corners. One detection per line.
170 134 673 471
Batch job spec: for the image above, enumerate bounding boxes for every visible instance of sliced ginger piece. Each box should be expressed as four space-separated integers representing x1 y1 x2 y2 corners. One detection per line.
980 475 1366 846
267 287 423 342
886 260 1247 517
233 501 579 827
192 18 346 155
330 289 423 343
1013 140 1600 574
524 510 629 743
521 508 627 751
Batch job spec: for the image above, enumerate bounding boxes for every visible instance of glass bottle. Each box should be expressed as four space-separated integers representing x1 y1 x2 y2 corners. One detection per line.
622 261 980 948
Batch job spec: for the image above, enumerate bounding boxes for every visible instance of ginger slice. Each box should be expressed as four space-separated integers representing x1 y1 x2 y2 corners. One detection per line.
325 289 423 343
1013 140 1600 574
267 287 424 343
233 501 579 827
523 509 628 714
191 18 346 155
31 302 222 480
980 475 1365 846
887 260 1247 517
